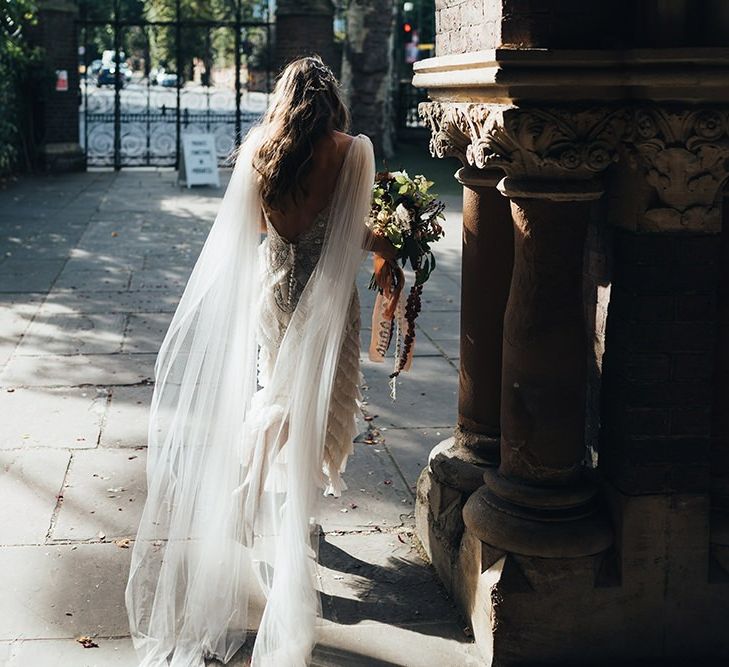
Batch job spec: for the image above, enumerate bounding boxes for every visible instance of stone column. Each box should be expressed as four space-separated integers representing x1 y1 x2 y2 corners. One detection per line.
457 167 513 463
466 178 612 557
426 168 512 491
415 108 514 592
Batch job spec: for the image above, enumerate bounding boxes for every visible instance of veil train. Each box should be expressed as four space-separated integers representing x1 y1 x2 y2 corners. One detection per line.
125 126 376 667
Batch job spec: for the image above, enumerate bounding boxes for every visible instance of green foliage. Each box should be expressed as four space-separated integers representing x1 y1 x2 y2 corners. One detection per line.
0 0 41 174
368 169 446 288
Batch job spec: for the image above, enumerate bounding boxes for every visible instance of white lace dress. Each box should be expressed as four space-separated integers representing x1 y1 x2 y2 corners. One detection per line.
256 203 363 497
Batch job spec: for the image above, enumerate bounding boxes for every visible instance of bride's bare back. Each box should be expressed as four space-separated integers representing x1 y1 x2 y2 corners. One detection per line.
261 130 354 242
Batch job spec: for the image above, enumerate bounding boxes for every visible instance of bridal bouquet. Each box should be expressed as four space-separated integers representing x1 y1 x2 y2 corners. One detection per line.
367 170 446 398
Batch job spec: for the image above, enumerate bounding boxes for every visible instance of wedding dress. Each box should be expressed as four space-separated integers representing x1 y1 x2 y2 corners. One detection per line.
125 127 376 667
257 204 363 498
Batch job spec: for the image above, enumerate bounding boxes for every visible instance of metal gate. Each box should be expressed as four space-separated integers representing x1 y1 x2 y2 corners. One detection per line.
77 0 273 169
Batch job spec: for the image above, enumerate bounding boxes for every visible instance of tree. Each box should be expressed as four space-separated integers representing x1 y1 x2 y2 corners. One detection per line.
340 0 396 159
0 0 42 173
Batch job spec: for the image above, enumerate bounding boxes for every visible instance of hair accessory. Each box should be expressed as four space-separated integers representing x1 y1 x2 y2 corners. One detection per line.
308 58 336 91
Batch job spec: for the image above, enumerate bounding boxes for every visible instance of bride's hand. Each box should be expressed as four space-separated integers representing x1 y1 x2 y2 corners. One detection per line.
369 231 398 261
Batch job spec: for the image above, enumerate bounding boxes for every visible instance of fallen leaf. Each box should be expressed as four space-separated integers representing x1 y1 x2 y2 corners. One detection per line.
76 636 99 649
97 531 105 540
111 231 118 237
397 534 406 544
128 455 137 460
384 479 392 485
349 503 358 510
114 538 131 549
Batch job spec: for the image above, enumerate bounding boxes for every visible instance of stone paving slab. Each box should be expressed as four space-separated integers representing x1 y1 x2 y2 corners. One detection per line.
317 531 457 625
128 266 194 291
429 336 460 360
412 308 461 341
15 312 127 356
1 352 155 387
361 356 458 429
100 385 153 448
0 543 139 640
318 441 413 533
52 449 147 542
380 427 450 494
313 620 482 667
41 289 182 314
54 267 133 291
0 257 67 293
121 313 173 353
1 638 139 667
0 387 107 449
0 449 71 544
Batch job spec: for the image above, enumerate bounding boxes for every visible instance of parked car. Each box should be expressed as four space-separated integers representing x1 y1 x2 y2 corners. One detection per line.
157 72 179 87
96 66 127 88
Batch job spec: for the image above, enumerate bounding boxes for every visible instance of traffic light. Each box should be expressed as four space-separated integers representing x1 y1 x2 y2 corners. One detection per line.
402 21 413 42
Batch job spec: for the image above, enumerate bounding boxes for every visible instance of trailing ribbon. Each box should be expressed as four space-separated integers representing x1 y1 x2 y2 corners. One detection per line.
368 257 415 399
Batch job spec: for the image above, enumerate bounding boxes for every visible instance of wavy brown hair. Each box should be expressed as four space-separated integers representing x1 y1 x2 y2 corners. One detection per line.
252 55 350 211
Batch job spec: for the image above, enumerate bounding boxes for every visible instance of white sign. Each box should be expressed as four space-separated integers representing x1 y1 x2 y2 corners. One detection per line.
179 134 220 188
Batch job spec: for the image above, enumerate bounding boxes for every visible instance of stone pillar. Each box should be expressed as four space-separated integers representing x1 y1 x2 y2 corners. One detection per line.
28 0 85 171
416 161 514 592
274 0 337 74
457 167 513 461
465 176 612 558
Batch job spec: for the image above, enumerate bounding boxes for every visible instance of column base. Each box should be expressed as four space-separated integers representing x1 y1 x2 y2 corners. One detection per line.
415 431 499 594
452 483 729 666
463 469 613 558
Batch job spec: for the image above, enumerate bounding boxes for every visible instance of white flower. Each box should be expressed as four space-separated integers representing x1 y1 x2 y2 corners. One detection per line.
394 203 414 232
377 209 389 223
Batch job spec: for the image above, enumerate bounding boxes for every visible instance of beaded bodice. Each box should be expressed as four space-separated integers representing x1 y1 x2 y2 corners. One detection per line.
261 204 331 313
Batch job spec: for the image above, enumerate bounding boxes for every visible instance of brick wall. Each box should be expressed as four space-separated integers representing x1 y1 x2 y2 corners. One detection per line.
600 231 721 494
274 15 338 76
434 0 626 56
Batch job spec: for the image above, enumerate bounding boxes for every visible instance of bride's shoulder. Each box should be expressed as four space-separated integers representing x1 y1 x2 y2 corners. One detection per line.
332 131 372 148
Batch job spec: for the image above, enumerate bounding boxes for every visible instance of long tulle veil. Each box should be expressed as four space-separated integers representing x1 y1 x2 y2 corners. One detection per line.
125 126 376 667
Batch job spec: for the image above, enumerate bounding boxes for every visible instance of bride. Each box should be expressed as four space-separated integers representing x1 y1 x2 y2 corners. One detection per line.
125 56 397 667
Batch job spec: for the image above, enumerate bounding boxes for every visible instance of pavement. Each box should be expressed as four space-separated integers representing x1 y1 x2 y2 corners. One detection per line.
0 159 481 666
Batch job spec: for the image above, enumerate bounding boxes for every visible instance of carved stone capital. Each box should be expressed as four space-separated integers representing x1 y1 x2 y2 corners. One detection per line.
624 107 729 232
421 102 627 184
418 101 471 165
421 100 729 229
